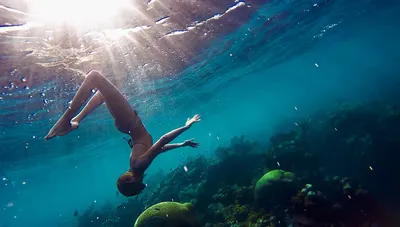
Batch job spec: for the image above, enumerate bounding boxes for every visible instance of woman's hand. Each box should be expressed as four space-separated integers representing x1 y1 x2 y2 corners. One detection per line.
185 114 201 127
183 139 200 148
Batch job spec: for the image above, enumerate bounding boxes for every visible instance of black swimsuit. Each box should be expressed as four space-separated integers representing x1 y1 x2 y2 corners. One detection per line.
124 137 150 149
124 137 134 148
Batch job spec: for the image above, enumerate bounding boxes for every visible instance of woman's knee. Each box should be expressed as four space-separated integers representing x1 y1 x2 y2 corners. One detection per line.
86 70 104 83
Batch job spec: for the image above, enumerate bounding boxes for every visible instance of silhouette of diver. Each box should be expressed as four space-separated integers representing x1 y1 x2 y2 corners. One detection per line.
45 70 200 196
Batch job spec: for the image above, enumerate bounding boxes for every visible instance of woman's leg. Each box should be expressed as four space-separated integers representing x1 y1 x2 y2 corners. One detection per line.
71 91 104 124
45 70 135 140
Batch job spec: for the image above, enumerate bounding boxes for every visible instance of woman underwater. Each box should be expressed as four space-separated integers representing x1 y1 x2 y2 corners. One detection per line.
44 70 201 196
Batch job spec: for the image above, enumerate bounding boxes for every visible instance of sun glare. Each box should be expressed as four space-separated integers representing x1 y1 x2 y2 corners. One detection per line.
27 0 131 28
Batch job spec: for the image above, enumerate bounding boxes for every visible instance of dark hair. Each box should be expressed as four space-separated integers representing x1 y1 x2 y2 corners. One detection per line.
116 171 146 197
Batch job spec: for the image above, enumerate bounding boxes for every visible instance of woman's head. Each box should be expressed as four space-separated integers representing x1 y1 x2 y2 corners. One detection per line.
116 170 146 197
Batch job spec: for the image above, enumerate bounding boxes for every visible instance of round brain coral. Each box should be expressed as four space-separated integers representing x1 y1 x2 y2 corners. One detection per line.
134 201 199 227
254 169 298 208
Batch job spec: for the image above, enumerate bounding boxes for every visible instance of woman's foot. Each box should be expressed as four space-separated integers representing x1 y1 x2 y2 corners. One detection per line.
45 118 79 140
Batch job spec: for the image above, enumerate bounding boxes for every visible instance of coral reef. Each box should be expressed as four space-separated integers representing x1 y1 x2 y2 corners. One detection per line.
76 101 400 227
290 177 391 227
215 135 261 160
76 198 145 227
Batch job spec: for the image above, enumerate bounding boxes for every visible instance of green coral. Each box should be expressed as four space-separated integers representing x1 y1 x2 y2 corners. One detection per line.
134 202 199 227
254 170 298 208
255 170 296 194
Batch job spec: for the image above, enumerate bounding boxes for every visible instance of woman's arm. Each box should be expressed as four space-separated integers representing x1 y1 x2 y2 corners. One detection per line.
161 139 199 153
161 143 185 152
142 114 201 159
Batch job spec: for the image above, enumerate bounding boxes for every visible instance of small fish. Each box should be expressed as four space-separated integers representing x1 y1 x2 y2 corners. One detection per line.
116 191 119 197
117 205 124 209
73 210 78 217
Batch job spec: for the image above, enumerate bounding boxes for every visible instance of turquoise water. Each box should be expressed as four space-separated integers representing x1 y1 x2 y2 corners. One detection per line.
1 0 400 226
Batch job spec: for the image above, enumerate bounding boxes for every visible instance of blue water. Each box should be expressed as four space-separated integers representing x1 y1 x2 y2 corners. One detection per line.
1 0 400 226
